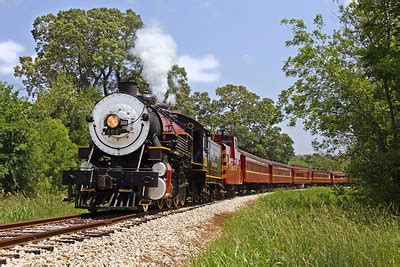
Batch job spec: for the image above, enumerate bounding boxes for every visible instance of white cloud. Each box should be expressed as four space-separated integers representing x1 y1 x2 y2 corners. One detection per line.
0 40 24 75
240 54 255 64
178 54 220 83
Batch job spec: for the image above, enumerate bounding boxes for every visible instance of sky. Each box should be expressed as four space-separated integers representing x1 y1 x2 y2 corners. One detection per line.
0 0 348 154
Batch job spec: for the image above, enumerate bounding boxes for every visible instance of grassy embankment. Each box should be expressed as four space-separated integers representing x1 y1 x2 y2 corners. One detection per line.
0 193 84 224
192 187 399 266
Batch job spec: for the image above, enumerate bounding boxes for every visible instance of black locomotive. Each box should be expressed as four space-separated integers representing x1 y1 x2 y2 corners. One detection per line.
63 82 221 211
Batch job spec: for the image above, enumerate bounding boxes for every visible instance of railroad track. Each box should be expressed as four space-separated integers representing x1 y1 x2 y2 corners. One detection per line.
0 200 220 265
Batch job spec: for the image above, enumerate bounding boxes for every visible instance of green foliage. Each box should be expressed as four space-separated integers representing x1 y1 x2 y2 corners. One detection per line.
0 192 84 224
215 84 278 131
15 8 143 96
191 188 400 266
166 65 196 117
0 82 76 194
0 83 32 192
289 154 348 171
35 74 100 145
191 91 218 127
279 1 400 205
191 84 294 162
214 84 294 162
350 149 400 209
24 119 77 193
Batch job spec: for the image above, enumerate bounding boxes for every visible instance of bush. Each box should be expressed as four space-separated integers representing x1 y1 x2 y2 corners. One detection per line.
25 119 77 193
350 149 400 211
0 83 77 195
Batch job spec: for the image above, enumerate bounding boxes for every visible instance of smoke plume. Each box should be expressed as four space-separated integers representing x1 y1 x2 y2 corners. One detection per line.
130 22 177 104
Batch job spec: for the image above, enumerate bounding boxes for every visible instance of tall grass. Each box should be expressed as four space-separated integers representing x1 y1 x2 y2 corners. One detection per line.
0 193 84 224
191 188 399 266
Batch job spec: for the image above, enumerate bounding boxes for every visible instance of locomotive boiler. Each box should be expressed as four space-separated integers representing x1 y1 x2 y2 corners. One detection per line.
62 82 212 212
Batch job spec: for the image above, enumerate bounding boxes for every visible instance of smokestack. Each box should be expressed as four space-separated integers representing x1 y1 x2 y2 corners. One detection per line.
118 81 138 97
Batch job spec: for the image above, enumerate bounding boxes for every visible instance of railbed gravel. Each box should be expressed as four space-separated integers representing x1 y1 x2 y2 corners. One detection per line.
2 193 266 266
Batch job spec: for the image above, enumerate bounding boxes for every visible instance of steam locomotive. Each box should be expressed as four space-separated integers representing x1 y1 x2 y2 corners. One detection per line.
62 82 349 212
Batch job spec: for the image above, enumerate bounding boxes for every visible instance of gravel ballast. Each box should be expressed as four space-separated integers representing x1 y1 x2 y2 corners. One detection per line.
3 194 265 266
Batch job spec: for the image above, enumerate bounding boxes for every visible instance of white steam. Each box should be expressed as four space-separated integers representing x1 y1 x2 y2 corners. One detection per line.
130 22 177 104
166 94 176 106
131 21 221 106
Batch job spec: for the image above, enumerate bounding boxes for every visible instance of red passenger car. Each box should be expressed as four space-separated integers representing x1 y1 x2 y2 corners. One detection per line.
212 132 348 190
292 165 312 185
271 163 293 184
312 170 332 184
332 171 347 184
239 149 293 185
239 150 271 184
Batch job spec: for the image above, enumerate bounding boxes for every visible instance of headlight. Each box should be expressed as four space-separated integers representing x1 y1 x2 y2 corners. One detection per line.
106 114 120 128
152 162 167 177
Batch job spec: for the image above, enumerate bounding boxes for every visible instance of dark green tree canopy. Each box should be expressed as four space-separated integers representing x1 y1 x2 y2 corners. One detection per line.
166 65 196 117
0 82 76 194
0 83 31 191
289 154 348 172
15 8 143 96
192 84 294 162
35 74 101 145
191 91 218 128
279 1 399 154
280 0 400 205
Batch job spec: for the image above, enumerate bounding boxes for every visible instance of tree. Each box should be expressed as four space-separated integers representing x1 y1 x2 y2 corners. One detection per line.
0 82 76 194
279 1 400 205
15 8 143 96
35 74 101 145
0 83 31 192
289 154 348 172
215 84 294 162
166 65 195 116
191 91 218 127
24 118 77 193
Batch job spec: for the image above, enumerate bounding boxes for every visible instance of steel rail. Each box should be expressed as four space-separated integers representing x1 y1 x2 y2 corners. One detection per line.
0 191 269 252
0 212 143 249
0 200 210 250
0 214 87 231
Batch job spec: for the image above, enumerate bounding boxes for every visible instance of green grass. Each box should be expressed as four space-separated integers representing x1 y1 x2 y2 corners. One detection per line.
0 193 84 224
191 188 400 266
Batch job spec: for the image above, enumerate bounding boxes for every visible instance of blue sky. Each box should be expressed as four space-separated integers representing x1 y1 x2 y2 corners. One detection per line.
0 0 347 154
